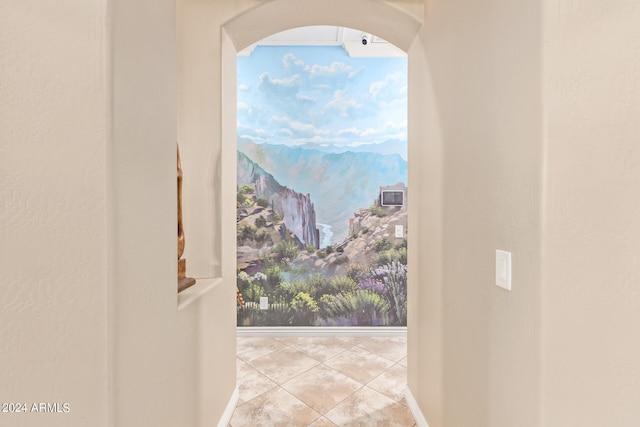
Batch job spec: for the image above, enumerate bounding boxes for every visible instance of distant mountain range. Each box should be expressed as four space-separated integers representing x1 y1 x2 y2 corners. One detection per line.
294 139 407 161
238 139 408 244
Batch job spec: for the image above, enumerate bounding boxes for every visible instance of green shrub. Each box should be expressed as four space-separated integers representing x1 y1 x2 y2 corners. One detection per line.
258 253 275 268
394 238 407 250
307 275 329 297
242 281 265 303
276 281 313 301
237 271 252 291
373 247 407 267
291 292 319 313
371 261 408 325
237 301 294 327
325 245 334 254
305 244 316 254
238 223 257 241
256 197 269 208
291 292 319 326
397 247 407 265
331 255 349 266
374 239 393 253
239 184 254 194
326 276 358 295
319 290 390 326
346 264 368 282
254 215 267 228
272 240 299 264
264 266 282 290
255 230 272 245
369 205 387 218
273 212 283 222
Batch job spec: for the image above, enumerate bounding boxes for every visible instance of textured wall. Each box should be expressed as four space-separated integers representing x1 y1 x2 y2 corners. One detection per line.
0 1 109 426
110 0 185 425
410 0 543 425
542 1 640 424
407 20 444 427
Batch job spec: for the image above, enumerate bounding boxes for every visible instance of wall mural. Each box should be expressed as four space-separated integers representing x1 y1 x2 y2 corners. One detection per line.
236 45 407 327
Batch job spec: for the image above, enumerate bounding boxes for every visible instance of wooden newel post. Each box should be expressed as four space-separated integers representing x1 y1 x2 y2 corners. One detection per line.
178 143 196 292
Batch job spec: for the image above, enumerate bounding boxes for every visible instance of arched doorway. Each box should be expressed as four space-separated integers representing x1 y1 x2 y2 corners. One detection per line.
220 0 422 288
216 1 426 423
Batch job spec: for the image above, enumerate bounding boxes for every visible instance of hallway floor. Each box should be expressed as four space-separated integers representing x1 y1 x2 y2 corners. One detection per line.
229 335 416 426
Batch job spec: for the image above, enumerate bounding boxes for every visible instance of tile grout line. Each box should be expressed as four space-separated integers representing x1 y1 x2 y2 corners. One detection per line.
232 336 413 426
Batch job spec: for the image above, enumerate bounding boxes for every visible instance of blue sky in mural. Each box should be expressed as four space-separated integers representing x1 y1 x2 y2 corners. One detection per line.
237 46 407 151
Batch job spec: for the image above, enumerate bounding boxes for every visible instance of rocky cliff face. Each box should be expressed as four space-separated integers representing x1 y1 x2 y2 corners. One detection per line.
238 152 320 249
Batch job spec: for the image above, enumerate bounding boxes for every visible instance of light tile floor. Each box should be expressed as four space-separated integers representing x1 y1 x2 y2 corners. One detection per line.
230 335 416 427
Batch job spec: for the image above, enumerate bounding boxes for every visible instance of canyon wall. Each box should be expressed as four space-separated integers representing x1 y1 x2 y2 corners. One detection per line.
238 152 320 248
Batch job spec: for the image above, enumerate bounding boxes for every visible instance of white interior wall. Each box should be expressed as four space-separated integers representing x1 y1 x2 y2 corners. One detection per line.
411 1 543 426
542 1 640 424
0 2 109 426
407 21 444 426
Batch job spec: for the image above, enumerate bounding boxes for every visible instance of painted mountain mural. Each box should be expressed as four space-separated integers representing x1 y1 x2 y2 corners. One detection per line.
238 138 408 245
236 45 408 327
237 151 320 249
296 138 407 161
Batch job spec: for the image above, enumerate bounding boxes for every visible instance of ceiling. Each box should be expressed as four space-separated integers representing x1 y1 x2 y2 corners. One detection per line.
239 26 406 58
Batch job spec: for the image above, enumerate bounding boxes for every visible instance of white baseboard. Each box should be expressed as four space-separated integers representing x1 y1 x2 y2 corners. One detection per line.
236 326 407 337
405 386 430 427
217 386 239 427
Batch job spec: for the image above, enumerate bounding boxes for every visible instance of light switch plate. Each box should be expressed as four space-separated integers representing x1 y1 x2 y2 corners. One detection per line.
496 250 512 291
395 225 404 238
260 296 269 310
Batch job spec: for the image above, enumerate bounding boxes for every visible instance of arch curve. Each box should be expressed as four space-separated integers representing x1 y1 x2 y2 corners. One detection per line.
222 0 422 52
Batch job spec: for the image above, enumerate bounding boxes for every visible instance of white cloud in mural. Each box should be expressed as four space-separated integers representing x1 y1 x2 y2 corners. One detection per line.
360 127 381 137
337 127 359 136
323 90 362 118
283 53 306 68
304 61 354 78
237 46 407 152
296 94 316 103
270 115 329 139
368 71 407 106
257 72 301 94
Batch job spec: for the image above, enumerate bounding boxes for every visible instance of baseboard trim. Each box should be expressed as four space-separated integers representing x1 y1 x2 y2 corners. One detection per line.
236 326 407 337
405 386 430 427
217 386 239 427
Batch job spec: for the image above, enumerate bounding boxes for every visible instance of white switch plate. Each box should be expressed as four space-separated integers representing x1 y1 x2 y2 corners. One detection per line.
395 225 404 238
496 250 512 291
260 296 269 310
